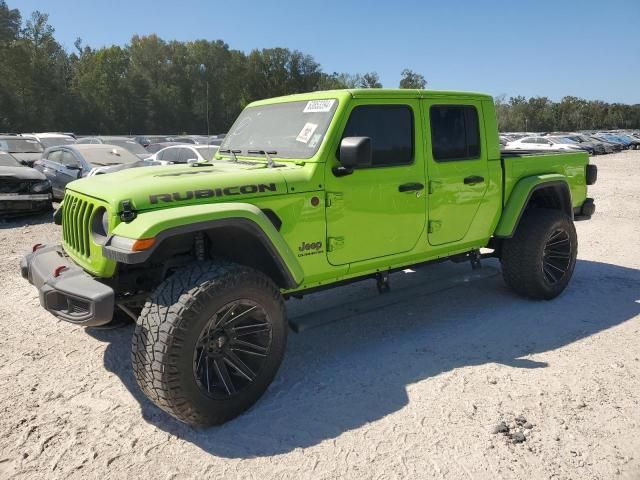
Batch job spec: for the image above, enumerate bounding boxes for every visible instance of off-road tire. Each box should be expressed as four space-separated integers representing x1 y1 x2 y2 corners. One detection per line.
132 260 287 426
501 209 577 300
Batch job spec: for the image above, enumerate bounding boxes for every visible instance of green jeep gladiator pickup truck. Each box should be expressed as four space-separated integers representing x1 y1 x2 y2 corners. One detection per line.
22 89 597 426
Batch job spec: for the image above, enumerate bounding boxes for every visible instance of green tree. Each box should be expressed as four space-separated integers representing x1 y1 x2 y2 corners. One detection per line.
0 0 20 45
357 72 382 88
399 68 426 89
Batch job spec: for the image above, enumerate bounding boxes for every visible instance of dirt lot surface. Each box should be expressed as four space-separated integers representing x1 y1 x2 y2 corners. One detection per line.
1 151 639 480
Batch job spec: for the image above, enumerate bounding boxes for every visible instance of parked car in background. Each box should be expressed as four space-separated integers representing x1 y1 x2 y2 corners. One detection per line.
76 136 151 159
31 133 76 149
0 151 52 216
547 136 596 155
592 134 629 150
171 135 210 145
134 135 174 147
505 136 584 152
0 135 44 167
34 144 157 200
145 141 184 154
614 133 640 149
148 144 219 163
589 135 622 152
566 134 608 154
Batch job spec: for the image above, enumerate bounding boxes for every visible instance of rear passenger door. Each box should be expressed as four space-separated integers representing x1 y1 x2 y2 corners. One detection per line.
423 100 489 246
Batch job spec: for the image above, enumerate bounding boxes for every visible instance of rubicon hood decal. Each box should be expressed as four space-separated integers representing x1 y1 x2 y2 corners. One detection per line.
149 183 277 204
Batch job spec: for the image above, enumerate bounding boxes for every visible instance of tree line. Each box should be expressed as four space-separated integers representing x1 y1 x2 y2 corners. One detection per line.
495 95 640 132
0 2 637 135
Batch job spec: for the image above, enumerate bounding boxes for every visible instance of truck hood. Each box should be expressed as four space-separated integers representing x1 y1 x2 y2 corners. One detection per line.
11 153 42 166
0 166 47 181
66 160 293 212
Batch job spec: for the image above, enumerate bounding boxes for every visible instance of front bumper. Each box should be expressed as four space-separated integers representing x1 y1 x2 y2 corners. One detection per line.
20 245 114 327
0 193 51 214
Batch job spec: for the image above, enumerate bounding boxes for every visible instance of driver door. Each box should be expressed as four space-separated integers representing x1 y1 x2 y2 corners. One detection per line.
325 100 427 266
58 151 83 193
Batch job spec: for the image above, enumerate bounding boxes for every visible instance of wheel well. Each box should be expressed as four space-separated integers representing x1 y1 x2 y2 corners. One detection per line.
141 225 292 289
204 225 289 287
525 183 572 218
493 181 573 244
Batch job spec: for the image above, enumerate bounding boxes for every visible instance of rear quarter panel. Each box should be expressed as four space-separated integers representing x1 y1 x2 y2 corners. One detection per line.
503 152 588 208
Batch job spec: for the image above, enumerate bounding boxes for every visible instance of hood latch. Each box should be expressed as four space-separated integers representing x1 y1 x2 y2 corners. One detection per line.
120 200 137 222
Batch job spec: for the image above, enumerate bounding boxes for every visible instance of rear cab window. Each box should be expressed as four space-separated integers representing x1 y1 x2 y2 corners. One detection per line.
429 105 481 161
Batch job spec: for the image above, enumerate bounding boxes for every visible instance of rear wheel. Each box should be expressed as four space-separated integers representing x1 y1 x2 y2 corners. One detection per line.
132 260 287 426
501 209 577 300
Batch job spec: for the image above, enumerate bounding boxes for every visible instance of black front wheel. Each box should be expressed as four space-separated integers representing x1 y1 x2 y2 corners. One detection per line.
132 261 287 426
501 209 578 300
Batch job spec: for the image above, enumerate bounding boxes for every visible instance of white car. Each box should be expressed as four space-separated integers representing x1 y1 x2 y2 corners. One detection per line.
505 136 584 152
29 133 76 149
148 144 219 164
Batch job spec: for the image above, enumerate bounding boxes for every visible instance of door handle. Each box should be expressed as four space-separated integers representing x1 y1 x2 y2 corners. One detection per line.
463 175 485 185
398 182 425 193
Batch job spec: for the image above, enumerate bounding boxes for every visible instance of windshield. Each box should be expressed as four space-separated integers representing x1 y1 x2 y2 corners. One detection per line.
0 138 43 153
83 147 140 166
220 99 339 159
39 136 76 148
103 139 148 154
551 136 576 144
0 151 21 167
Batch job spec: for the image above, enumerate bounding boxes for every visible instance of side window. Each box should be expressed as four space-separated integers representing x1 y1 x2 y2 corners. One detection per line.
537 138 551 144
60 151 80 168
47 150 63 163
178 148 194 163
341 105 413 167
430 105 481 161
161 148 179 162
522 138 536 144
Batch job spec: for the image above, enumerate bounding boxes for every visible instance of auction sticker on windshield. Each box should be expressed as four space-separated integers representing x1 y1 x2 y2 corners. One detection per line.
296 123 318 143
303 99 335 113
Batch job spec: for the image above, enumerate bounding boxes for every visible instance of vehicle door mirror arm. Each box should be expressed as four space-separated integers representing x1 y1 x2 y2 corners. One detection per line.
334 137 372 177
332 165 354 177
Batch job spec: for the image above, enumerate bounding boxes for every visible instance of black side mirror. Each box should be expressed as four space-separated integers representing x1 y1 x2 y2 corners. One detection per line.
335 137 372 176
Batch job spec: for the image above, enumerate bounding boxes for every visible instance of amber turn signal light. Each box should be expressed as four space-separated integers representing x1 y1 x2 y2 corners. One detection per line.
131 238 156 251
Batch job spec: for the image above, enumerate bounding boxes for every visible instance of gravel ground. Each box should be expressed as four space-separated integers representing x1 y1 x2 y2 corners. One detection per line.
0 151 639 480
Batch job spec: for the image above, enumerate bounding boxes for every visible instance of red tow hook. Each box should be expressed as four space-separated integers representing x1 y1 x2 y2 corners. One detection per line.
32 243 44 253
53 265 69 278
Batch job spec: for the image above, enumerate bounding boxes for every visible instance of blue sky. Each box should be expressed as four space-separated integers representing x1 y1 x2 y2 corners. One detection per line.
13 0 640 103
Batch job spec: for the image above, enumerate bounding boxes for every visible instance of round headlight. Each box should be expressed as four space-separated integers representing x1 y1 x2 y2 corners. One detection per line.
91 207 110 244
30 180 50 193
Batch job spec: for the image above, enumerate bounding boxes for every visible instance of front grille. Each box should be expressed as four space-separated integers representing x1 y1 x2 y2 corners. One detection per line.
62 192 95 258
0 179 30 194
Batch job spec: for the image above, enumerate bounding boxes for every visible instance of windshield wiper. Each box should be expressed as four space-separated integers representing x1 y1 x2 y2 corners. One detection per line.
247 149 277 168
218 148 241 162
